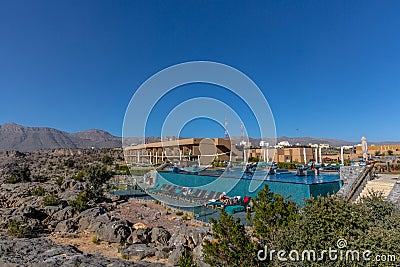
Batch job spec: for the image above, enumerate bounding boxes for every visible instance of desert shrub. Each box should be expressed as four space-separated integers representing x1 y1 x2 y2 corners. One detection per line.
91 234 99 244
73 171 85 182
6 177 19 184
179 248 198 267
42 194 60 206
175 210 184 216
64 159 75 168
34 175 48 183
7 220 27 238
29 186 44 196
69 190 89 212
101 155 113 165
55 176 64 186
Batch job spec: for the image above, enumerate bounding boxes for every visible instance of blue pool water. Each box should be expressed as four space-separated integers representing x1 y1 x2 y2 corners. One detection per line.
155 171 342 206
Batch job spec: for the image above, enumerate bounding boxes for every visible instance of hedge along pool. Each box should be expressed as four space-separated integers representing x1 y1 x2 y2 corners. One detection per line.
155 171 342 206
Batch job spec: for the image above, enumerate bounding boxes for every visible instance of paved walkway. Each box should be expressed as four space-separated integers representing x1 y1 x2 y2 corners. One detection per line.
356 174 399 202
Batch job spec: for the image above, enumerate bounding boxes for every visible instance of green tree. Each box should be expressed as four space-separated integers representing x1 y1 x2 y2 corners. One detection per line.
388 150 393 156
85 165 113 191
248 184 300 244
203 211 258 267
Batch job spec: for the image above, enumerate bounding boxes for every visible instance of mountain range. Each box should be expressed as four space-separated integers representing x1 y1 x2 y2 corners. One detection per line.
0 122 121 152
0 122 397 152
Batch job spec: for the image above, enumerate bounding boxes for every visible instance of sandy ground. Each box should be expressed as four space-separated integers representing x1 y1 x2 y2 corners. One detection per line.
48 231 168 264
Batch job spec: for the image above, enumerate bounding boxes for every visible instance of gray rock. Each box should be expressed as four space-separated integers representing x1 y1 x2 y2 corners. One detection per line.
155 245 174 260
96 221 131 243
167 245 184 266
76 207 107 231
18 206 47 221
119 244 157 260
192 244 204 262
44 206 60 216
51 206 76 221
168 228 208 249
150 227 171 246
54 219 76 232
0 232 159 266
127 228 151 244
155 250 169 260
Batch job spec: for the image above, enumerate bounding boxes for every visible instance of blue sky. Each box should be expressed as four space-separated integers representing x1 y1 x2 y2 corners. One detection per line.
1 1 400 142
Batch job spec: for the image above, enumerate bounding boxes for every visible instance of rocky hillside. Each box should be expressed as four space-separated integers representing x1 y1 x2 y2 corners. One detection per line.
0 123 121 152
0 149 209 266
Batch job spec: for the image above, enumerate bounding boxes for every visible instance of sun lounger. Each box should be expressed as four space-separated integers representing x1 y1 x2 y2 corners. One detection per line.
224 205 245 214
191 190 208 203
207 191 217 200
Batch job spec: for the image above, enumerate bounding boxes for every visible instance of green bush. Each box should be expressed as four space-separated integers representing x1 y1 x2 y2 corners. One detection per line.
73 171 85 182
6 177 19 184
56 176 64 186
179 249 198 267
175 210 184 216
29 186 44 196
64 159 75 168
91 234 99 244
101 155 113 165
7 220 27 238
42 194 60 206
69 191 89 212
35 175 48 183
277 162 297 169
115 164 130 174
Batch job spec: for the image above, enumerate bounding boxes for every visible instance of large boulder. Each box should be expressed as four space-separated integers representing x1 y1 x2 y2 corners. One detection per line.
76 207 107 231
169 227 209 249
167 245 184 266
119 244 157 261
54 219 77 233
51 206 76 221
0 233 151 266
150 227 171 246
127 228 151 244
155 245 174 260
96 220 131 244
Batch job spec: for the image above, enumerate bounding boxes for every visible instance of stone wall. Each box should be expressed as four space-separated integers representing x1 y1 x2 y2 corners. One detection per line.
336 166 368 200
387 182 400 208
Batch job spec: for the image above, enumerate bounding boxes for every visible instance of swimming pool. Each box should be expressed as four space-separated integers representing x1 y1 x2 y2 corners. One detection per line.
155 171 342 206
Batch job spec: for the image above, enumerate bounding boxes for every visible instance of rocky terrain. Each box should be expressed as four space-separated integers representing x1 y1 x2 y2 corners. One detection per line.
0 149 210 266
0 122 121 152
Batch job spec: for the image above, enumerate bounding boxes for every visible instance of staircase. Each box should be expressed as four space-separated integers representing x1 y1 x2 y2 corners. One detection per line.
337 165 373 202
356 174 398 202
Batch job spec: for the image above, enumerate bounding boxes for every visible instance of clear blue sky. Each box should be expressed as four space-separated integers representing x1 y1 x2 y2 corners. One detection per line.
1 1 400 142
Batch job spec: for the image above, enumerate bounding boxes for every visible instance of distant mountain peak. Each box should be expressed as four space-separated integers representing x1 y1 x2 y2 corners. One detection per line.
0 123 121 152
